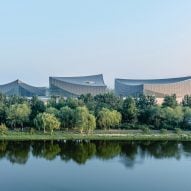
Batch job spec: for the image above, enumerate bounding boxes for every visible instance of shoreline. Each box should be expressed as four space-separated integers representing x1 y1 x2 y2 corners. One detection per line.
1 130 191 141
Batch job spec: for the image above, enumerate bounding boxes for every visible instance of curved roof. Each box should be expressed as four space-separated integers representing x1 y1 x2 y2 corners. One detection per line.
0 80 46 96
50 74 106 87
115 76 191 85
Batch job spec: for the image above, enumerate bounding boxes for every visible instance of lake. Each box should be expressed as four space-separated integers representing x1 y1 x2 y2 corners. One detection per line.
0 140 191 191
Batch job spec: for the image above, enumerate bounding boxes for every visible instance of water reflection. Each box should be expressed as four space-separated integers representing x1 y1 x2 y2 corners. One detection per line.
0 140 191 167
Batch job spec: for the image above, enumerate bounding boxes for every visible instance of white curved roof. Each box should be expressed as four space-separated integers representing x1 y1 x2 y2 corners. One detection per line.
50 74 106 87
115 76 191 85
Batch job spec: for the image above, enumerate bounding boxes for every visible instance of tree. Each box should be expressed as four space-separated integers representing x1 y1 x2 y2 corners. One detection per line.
79 94 96 113
0 102 7 124
140 106 163 129
75 107 96 133
59 106 76 129
33 113 44 131
161 106 184 129
97 108 122 129
46 107 59 117
94 93 123 115
6 95 28 106
34 113 60 134
182 95 191 107
6 103 31 129
162 94 178 108
0 124 8 135
86 113 96 133
30 96 45 121
47 96 57 108
135 94 157 110
182 107 191 129
65 98 84 109
122 97 138 123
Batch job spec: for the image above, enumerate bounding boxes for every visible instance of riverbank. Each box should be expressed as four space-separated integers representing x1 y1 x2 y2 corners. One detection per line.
1 130 191 141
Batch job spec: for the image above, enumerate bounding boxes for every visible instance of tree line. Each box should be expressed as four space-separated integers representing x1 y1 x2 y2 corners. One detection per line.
1 93 191 133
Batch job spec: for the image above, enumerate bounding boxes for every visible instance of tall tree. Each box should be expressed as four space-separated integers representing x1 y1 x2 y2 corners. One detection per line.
59 106 76 129
97 108 122 129
34 113 60 134
162 94 178 108
182 95 191 107
6 103 31 129
75 107 96 133
30 96 45 121
122 97 138 123
135 94 157 110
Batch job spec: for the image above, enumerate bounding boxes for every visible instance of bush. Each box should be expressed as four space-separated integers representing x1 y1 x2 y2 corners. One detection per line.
142 127 151 134
160 128 168 134
29 128 36 135
175 128 182 134
0 124 8 135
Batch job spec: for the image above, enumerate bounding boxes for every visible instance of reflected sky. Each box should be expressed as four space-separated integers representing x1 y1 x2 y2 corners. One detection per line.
0 141 191 191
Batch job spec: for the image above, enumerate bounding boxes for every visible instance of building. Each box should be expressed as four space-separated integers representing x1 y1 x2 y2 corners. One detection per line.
49 74 107 97
0 80 47 97
115 76 191 98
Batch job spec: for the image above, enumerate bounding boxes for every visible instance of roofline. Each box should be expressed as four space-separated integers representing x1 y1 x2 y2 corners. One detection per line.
50 78 107 87
49 74 107 87
50 74 103 78
115 75 191 81
0 79 47 89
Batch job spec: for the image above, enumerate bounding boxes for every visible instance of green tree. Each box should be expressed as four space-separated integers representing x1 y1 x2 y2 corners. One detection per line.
30 96 45 121
86 113 96 133
97 108 122 129
182 107 191 129
0 124 8 135
182 95 191 107
34 113 60 134
6 103 31 129
122 97 138 123
7 95 28 106
75 107 96 133
65 98 84 109
46 107 59 117
47 96 57 108
162 94 178 108
161 106 184 129
146 106 163 129
135 94 157 110
0 102 7 124
94 93 123 115
79 94 96 113
59 106 76 129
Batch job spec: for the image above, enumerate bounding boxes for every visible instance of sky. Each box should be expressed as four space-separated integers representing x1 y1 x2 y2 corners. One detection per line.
0 0 191 88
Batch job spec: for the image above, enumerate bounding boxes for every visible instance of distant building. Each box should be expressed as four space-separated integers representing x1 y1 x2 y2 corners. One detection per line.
0 80 47 97
49 74 107 97
115 76 191 98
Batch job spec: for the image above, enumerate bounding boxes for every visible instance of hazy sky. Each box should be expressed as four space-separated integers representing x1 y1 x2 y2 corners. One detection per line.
0 0 191 88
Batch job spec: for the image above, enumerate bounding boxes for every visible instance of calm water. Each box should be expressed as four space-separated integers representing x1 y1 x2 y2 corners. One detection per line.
0 140 191 191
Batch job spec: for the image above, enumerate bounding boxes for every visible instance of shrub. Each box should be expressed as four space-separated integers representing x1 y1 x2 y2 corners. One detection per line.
175 128 182 134
160 128 168 134
142 127 151 134
29 128 36 135
0 124 8 135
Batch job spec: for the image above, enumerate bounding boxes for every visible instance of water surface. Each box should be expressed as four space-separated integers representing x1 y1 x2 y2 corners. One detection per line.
0 140 191 191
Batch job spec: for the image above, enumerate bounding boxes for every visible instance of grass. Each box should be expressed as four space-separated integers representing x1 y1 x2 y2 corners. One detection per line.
1 130 191 141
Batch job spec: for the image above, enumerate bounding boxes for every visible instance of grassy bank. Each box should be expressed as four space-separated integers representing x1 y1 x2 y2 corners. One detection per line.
1 130 191 141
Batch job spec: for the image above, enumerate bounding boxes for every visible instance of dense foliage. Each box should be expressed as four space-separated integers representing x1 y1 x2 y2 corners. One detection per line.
0 93 191 132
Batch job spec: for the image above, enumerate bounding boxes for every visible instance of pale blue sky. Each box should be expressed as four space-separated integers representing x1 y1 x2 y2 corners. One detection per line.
0 0 191 88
